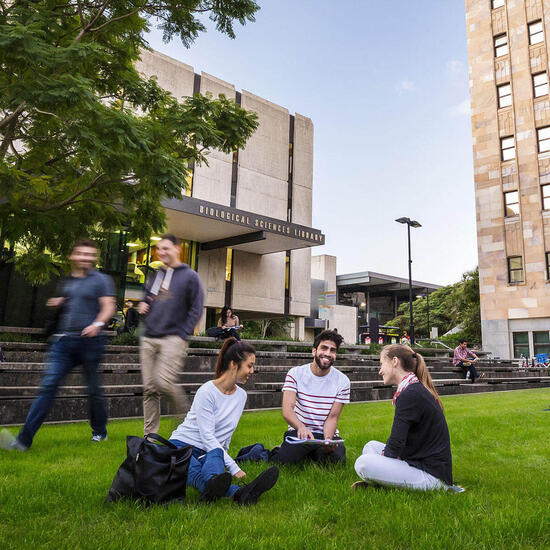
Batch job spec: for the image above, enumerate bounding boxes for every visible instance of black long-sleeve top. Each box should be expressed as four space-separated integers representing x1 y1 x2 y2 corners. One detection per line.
384 383 453 485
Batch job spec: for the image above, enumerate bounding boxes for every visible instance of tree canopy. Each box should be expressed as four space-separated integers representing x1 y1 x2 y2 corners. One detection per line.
0 0 260 283
387 268 481 344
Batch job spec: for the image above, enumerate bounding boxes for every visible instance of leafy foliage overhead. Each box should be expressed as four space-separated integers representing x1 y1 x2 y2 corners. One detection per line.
0 0 260 283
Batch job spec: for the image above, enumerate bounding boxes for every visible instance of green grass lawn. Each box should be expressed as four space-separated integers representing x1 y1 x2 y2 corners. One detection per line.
1 389 550 550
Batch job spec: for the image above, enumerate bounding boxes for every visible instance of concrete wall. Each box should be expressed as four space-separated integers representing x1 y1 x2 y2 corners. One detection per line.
290 248 311 317
237 91 289 220
328 305 357 344
231 250 286 314
136 49 316 325
197 249 226 308
193 73 235 206
135 50 194 100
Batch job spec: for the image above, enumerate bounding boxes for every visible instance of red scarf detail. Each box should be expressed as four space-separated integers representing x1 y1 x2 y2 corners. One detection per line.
392 371 419 406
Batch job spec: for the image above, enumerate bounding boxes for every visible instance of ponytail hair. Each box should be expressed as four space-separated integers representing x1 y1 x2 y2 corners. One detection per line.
215 337 256 379
382 344 443 410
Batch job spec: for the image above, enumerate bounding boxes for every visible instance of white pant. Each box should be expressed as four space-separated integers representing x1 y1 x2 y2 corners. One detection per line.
354 441 446 491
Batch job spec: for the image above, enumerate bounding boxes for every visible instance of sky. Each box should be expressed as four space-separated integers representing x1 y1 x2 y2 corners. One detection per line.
145 0 476 286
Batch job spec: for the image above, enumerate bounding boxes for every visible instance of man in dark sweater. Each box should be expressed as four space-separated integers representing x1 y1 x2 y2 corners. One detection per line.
138 234 204 435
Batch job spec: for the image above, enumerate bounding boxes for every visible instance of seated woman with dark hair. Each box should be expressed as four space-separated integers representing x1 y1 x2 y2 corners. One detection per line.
205 306 243 340
353 344 459 491
169 338 279 504
217 306 243 340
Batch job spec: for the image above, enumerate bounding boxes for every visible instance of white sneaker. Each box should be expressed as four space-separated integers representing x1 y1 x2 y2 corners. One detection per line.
91 434 107 442
0 429 28 451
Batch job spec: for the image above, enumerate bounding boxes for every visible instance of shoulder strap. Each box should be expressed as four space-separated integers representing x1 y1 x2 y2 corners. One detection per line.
144 433 177 449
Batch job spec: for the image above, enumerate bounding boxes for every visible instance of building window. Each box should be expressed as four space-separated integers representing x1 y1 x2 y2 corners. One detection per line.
534 331 550 355
533 72 549 98
528 20 544 45
225 248 233 282
512 332 529 358
492 0 505 8
507 256 524 283
546 252 550 279
537 126 550 153
497 83 512 107
542 184 550 210
494 33 508 57
504 190 520 216
500 135 515 160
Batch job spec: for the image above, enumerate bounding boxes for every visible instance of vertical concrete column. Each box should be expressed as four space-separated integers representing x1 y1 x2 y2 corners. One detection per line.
294 316 306 341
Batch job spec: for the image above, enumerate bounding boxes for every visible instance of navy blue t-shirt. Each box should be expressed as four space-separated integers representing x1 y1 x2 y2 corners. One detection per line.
57 270 115 333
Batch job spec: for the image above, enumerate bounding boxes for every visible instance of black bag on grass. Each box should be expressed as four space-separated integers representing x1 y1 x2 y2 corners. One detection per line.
106 433 193 504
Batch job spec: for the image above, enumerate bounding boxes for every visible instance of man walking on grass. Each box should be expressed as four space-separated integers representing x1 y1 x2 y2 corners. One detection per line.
1 240 115 451
138 234 204 436
270 329 351 465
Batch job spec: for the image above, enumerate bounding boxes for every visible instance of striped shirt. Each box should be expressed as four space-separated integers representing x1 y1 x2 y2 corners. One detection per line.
282 363 351 434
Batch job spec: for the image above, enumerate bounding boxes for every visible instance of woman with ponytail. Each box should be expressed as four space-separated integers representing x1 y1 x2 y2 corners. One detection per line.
169 338 279 504
353 344 456 491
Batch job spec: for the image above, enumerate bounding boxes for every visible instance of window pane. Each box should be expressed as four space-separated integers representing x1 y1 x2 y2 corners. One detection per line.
505 191 518 204
540 139 550 153
542 184 550 197
501 137 514 148
513 332 529 345
535 83 549 97
509 256 522 269
509 270 524 283
544 196 550 210
529 21 543 35
496 44 509 56
513 332 529 358
502 147 515 160
534 73 547 86
498 84 511 97
538 127 550 140
495 35 507 47
534 331 550 344
492 0 505 8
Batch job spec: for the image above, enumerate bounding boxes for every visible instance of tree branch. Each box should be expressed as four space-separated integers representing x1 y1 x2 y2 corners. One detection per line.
33 173 106 211
74 0 111 42
89 5 144 32
0 104 25 131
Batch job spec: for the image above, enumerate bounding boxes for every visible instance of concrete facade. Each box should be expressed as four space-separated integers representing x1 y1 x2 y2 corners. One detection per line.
135 50 322 335
308 255 357 344
466 0 550 358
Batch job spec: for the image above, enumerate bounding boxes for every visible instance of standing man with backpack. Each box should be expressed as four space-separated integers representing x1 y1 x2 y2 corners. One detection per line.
2 239 115 451
138 234 205 436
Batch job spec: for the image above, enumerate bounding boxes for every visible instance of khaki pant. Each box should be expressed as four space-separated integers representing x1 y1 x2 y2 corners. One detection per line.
140 335 190 435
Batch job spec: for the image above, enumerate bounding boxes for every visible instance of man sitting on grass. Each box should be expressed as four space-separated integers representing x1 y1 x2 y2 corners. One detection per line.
270 330 350 465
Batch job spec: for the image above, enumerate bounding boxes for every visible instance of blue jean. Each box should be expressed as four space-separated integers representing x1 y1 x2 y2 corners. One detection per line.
17 335 108 448
169 439 240 497
457 360 479 381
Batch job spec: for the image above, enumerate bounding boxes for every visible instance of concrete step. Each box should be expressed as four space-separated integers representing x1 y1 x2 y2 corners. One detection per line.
3 377 550 426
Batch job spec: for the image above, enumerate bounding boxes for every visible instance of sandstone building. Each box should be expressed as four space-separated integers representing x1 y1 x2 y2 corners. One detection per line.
466 0 550 358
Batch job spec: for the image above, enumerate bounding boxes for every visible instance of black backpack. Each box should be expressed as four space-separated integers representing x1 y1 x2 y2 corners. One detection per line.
106 433 193 504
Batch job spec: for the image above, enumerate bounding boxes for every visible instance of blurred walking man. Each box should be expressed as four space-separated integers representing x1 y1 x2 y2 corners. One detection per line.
2 240 115 451
138 234 204 435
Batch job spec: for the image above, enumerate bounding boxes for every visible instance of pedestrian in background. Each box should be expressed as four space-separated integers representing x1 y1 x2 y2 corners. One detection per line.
2 239 115 451
138 234 205 436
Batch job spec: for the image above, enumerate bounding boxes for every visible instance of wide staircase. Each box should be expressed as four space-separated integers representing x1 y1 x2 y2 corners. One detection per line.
1 340 549 425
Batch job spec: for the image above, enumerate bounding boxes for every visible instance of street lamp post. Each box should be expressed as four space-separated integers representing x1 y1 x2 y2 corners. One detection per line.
396 217 422 345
